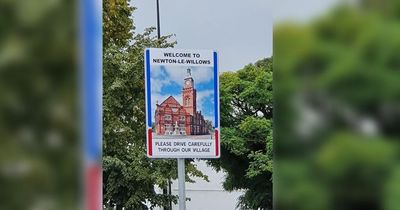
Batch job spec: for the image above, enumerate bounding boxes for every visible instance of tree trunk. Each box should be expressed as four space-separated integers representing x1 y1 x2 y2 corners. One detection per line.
163 187 169 210
116 204 123 210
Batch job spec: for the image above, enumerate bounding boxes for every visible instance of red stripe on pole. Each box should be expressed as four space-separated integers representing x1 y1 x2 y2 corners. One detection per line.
85 165 101 210
215 129 219 156
148 128 153 156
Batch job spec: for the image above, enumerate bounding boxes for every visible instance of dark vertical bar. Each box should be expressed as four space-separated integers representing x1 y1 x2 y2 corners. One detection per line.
156 0 161 39
169 180 172 209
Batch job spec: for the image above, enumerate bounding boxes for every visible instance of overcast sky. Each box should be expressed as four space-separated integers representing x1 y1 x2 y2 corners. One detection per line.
132 0 273 72
131 0 340 71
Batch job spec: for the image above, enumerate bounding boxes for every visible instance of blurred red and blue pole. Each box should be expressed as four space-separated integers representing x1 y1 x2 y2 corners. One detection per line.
80 0 102 210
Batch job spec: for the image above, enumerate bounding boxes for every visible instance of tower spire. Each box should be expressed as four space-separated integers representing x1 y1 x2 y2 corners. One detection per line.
182 67 196 115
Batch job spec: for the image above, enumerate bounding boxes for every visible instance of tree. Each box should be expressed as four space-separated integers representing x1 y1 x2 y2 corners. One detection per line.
274 4 400 210
0 0 79 209
103 0 134 48
209 58 273 209
103 1 207 209
205 120 213 134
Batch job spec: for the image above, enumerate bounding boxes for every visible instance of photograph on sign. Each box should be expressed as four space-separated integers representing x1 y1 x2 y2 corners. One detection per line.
145 48 220 158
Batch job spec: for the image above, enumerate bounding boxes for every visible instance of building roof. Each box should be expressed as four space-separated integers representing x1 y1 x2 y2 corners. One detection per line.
159 95 181 107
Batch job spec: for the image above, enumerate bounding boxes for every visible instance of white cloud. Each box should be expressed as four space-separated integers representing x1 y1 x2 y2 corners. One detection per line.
150 78 171 94
163 66 214 85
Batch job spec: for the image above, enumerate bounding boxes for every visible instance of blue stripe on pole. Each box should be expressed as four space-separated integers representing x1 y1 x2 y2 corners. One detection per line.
213 52 218 128
81 0 102 162
146 49 152 128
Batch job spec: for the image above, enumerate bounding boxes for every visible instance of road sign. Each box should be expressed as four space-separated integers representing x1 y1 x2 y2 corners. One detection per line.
144 48 220 158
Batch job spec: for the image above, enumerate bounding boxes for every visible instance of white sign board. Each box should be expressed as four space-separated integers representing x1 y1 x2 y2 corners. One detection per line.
144 48 220 158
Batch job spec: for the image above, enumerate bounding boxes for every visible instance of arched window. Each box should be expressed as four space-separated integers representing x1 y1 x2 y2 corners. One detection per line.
185 97 190 106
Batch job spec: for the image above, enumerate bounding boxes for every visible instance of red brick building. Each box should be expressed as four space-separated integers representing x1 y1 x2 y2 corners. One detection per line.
154 69 208 135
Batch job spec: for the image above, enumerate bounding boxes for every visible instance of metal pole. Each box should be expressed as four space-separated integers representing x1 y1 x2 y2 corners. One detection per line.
168 180 172 210
156 0 161 39
177 158 186 210
155 2 173 209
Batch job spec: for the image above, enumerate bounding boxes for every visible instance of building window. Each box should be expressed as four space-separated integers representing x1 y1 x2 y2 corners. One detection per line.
179 126 186 135
164 115 171 120
165 124 173 135
185 97 190 106
180 116 185 121
165 124 172 130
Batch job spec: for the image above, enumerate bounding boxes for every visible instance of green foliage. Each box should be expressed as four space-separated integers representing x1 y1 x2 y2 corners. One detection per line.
317 133 396 181
209 58 273 209
103 1 207 209
0 0 79 209
275 161 329 210
103 0 134 48
316 133 396 210
384 167 400 210
274 3 400 210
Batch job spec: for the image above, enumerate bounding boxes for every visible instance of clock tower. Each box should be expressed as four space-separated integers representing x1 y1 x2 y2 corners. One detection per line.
182 68 196 115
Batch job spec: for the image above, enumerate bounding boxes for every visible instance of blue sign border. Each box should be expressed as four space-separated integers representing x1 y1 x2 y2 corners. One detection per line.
146 49 152 128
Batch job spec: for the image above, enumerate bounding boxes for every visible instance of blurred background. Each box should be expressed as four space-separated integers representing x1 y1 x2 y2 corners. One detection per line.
274 0 400 210
0 0 81 209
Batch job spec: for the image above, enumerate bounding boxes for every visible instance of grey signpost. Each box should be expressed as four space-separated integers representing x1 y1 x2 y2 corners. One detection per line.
177 158 186 210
